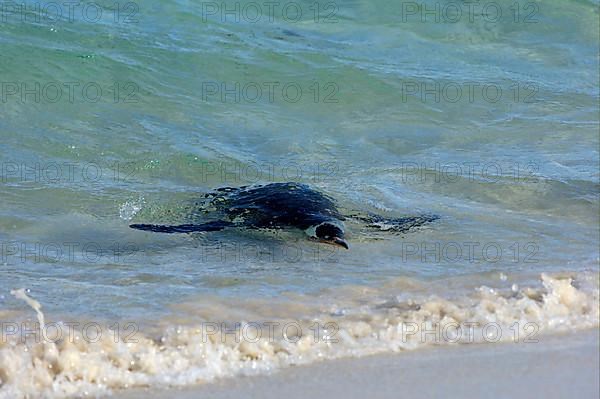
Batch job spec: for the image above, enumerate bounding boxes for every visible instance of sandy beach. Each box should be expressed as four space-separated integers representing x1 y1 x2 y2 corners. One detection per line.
118 329 599 399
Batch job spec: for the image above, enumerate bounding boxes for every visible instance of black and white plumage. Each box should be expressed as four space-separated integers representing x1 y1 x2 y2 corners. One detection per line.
130 182 438 249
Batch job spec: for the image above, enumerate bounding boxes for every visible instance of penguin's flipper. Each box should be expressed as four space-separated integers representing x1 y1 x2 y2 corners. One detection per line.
372 215 439 233
130 221 233 234
345 212 439 233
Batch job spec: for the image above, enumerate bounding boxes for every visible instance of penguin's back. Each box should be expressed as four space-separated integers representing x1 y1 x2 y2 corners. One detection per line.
207 182 344 229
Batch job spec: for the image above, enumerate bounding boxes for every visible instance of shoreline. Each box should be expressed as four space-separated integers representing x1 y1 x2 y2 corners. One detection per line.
118 329 599 399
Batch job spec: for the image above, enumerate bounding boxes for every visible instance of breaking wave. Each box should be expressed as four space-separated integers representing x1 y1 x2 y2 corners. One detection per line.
0 271 598 398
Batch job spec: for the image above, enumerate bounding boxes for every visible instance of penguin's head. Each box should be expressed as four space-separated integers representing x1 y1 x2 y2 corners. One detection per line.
306 222 349 249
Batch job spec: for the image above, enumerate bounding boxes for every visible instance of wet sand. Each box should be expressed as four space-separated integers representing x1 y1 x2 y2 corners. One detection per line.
118 329 599 399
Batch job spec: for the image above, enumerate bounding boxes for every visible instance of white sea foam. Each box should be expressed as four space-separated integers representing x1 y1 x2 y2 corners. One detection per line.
119 199 145 221
0 272 598 398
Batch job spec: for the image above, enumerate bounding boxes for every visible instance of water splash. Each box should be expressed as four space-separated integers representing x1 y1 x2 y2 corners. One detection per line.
10 288 45 329
119 198 145 221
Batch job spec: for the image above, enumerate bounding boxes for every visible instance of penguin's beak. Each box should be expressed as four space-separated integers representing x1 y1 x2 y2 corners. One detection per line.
332 237 349 250
311 236 349 249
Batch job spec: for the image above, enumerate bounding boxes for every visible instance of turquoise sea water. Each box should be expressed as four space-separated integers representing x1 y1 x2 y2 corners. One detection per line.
0 0 599 397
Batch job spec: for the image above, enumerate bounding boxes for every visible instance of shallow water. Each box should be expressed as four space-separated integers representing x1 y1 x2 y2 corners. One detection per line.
1 0 599 397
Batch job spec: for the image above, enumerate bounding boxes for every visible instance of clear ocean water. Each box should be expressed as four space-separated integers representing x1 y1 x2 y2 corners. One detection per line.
1 0 599 397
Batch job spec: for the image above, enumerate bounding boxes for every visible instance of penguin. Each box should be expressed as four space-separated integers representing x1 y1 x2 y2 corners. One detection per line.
129 182 438 249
